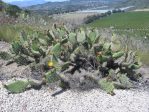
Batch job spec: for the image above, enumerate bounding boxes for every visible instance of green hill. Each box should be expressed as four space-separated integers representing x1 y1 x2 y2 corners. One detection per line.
0 0 22 17
117 0 149 9
27 0 124 15
0 1 46 42
88 11 149 37
88 11 149 65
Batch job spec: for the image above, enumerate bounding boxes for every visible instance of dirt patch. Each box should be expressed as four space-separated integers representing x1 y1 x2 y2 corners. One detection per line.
0 41 10 52
134 9 149 12
138 66 149 80
0 41 31 80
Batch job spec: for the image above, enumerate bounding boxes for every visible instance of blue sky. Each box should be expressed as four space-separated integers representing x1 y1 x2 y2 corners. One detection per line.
3 0 67 2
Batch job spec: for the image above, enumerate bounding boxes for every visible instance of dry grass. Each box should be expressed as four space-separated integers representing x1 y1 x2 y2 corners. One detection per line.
0 24 40 42
52 12 100 28
134 9 149 12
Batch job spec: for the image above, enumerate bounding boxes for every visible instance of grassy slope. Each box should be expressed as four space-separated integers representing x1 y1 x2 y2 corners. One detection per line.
89 12 149 29
117 0 149 9
0 1 51 42
0 24 40 42
88 11 149 38
88 11 149 65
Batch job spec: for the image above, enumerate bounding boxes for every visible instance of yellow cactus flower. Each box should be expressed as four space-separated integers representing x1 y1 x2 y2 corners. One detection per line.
48 61 54 67
96 52 102 56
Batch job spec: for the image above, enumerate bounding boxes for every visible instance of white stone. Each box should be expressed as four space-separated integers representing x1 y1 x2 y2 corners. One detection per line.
0 81 3 88
0 86 149 112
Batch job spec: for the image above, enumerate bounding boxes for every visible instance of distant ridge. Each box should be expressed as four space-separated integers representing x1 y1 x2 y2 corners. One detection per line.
4 0 47 7
117 0 149 9
26 0 124 11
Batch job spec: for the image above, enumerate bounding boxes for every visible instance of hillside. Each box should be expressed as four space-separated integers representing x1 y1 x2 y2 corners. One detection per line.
8 0 46 7
0 0 22 17
89 12 149 29
0 1 25 24
117 0 149 9
88 12 149 38
26 0 125 15
0 1 52 42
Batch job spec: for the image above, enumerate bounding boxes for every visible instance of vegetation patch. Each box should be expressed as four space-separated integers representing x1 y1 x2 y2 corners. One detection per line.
88 12 149 37
0 25 142 95
0 24 42 42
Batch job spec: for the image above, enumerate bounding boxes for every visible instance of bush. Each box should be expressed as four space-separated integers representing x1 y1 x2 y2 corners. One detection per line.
1 25 142 95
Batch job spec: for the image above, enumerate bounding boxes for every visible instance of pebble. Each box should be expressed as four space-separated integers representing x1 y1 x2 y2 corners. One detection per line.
0 42 149 112
0 86 149 112
0 81 3 88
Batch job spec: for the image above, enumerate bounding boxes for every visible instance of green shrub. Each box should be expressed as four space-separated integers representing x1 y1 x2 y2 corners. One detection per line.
1 25 142 95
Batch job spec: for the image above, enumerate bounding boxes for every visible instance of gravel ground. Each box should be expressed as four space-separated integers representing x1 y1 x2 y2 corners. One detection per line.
0 42 149 112
0 41 10 52
0 85 149 112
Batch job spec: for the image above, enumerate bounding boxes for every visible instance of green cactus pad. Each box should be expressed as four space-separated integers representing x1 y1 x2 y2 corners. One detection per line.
88 31 96 44
77 30 86 43
30 48 41 57
69 33 77 44
103 43 111 50
118 74 133 89
96 55 109 63
4 80 29 93
45 69 59 83
11 42 22 55
112 51 124 59
38 38 48 46
0 52 12 60
98 78 115 95
51 43 61 56
61 62 71 71
61 38 68 45
129 64 141 69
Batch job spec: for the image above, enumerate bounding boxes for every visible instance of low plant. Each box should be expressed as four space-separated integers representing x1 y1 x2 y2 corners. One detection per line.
0 25 142 95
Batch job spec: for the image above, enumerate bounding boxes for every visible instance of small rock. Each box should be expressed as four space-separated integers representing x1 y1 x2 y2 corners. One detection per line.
0 81 3 88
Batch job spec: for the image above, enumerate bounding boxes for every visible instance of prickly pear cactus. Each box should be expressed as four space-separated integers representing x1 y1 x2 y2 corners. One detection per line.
1 25 142 95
